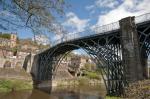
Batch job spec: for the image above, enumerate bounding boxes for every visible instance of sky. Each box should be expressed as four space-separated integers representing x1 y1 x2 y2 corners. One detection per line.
62 0 150 55
0 0 150 46
63 0 150 33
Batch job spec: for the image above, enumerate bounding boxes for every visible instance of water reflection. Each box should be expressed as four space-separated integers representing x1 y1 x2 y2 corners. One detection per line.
0 85 106 99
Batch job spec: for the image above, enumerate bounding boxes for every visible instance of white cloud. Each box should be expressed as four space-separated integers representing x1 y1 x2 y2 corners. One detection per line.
95 0 120 9
63 12 90 32
33 34 50 45
85 5 95 10
96 0 150 26
85 0 120 13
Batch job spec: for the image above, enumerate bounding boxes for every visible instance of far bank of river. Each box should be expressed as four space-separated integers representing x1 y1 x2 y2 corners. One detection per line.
0 84 107 99
36 77 105 91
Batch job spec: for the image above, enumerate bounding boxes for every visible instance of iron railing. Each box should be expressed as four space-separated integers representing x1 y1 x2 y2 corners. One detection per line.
52 13 150 46
135 12 150 24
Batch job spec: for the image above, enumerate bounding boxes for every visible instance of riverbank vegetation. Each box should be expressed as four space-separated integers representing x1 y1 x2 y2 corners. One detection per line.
82 63 102 80
0 79 33 92
84 71 101 80
0 68 33 92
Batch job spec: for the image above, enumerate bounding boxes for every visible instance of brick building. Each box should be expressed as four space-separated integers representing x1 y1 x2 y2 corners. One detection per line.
68 56 90 76
70 56 88 70
0 32 17 48
0 32 18 62
0 33 33 70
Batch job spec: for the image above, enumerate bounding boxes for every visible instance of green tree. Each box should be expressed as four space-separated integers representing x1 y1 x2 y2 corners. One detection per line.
85 71 101 79
0 33 10 39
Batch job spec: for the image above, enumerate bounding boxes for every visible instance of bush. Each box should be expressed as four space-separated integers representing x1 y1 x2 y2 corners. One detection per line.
85 71 101 80
0 80 13 92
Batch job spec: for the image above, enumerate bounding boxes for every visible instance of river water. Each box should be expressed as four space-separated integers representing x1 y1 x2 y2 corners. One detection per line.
0 85 106 99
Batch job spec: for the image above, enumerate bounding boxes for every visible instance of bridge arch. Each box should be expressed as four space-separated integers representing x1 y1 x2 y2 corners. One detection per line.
51 44 108 87
31 14 150 96
35 33 124 95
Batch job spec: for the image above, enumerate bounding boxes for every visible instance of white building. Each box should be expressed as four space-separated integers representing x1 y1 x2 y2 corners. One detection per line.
33 34 50 45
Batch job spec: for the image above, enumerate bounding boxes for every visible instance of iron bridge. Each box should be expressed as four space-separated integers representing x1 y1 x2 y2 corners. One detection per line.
31 13 150 96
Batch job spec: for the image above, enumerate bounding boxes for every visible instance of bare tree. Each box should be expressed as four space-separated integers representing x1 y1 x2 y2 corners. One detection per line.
0 0 67 41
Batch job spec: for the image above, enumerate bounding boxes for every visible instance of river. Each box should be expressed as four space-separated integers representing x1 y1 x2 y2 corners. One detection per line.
0 85 106 99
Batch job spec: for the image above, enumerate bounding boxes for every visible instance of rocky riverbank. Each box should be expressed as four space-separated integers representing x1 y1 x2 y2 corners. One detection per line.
123 80 150 99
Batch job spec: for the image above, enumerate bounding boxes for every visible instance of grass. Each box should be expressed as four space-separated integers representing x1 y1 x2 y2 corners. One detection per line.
0 68 33 92
84 71 101 80
0 79 33 92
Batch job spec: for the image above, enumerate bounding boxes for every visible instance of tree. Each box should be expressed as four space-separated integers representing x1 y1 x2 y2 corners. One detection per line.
0 0 67 39
0 33 10 39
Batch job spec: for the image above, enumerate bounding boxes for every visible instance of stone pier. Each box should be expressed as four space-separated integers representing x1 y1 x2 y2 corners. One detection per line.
119 17 144 82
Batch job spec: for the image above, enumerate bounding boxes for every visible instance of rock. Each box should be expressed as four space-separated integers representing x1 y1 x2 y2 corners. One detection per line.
123 80 150 99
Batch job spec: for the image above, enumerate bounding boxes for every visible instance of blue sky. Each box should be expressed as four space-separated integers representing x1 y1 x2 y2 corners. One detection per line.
62 0 150 55
0 0 150 41
62 0 150 34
